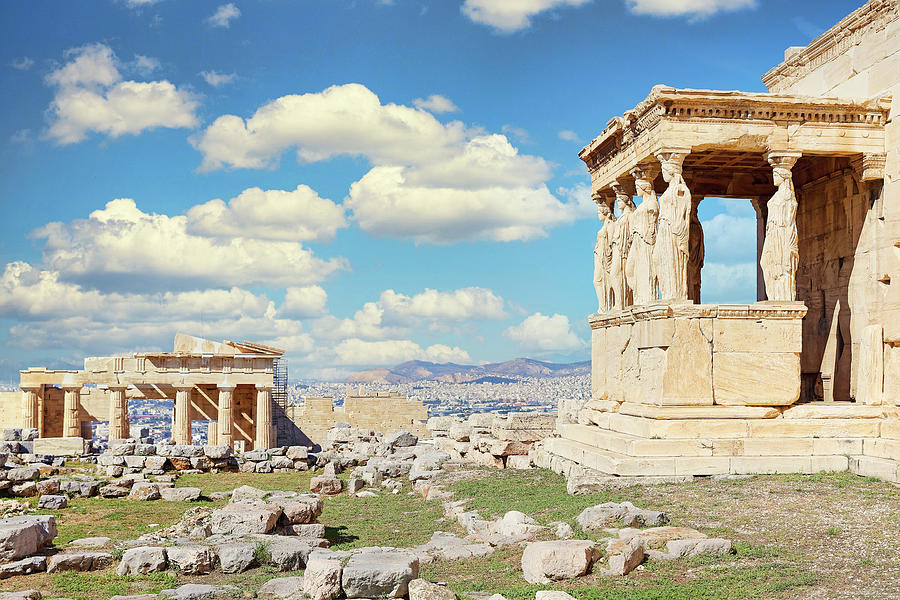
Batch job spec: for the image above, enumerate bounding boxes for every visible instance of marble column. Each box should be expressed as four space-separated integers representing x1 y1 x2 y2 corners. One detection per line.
62 386 82 438
174 386 193 444
21 387 40 430
108 387 129 441
255 385 272 450
217 385 235 448
761 151 802 302
750 197 769 302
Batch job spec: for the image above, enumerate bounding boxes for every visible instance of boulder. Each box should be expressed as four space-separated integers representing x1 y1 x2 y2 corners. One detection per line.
286 446 309 461
160 584 239 599
6 467 39 482
0 515 56 562
144 456 168 471
210 503 281 535
280 498 324 524
408 579 456 600
230 485 268 503
128 482 161 501
69 537 111 548
604 539 644 576
521 540 598 584
203 445 233 460
665 538 733 557
99 484 130 498
47 551 114 573
385 431 418 448
341 549 419 598
215 542 256 573
279 523 326 539
303 556 343 600
166 545 216 574
258 576 305 600
38 494 68 510
265 536 314 571
0 556 46 580
35 479 60 496
310 476 342 495
116 546 168 576
160 487 202 502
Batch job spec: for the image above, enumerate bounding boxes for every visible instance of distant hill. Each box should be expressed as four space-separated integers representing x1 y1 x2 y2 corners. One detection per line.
346 358 590 385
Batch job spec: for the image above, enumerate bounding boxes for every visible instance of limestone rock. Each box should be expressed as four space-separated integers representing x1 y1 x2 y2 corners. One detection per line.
128 483 161 501
665 537 732 557
210 503 281 535
341 549 420 598
116 546 167 575
230 485 268 503
165 545 216 574
47 551 114 573
408 579 456 600
0 515 57 562
264 536 314 571
303 556 343 600
6 467 39 482
215 542 256 573
310 476 342 495
385 431 418 448
160 487 202 502
279 497 323 524
535 592 577 600
604 539 644 576
279 523 326 539
0 556 46 580
258 576 305 600
38 494 68 510
520 540 598 584
160 584 239 599
68 537 111 548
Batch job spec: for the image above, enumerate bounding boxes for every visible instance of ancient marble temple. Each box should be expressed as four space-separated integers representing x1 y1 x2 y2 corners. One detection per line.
541 0 900 483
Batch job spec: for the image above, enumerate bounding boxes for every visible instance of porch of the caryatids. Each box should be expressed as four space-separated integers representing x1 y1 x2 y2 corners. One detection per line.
654 148 692 302
593 190 616 313
609 181 636 310
626 163 660 306
761 151 802 301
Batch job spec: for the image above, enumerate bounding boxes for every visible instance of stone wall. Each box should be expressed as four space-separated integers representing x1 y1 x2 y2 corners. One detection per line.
283 395 428 445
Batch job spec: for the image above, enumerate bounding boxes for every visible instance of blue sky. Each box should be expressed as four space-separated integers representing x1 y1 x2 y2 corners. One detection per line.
0 0 858 381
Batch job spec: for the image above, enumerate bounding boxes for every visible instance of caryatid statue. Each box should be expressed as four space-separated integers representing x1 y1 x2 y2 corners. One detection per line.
653 149 692 301
593 192 616 313
761 152 802 301
609 182 636 310
626 165 660 306
688 194 705 303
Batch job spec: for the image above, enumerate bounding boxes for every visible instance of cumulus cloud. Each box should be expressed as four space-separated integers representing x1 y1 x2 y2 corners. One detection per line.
200 70 237 87
206 3 241 28
278 286 328 319
699 262 756 303
186 185 347 242
133 55 160 76
461 0 591 33
10 57 34 71
626 0 756 19
45 43 198 145
332 338 471 366
504 312 585 352
194 83 583 243
33 198 345 291
412 94 459 113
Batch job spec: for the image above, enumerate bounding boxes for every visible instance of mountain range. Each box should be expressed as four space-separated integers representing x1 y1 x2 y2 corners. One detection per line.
346 358 590 385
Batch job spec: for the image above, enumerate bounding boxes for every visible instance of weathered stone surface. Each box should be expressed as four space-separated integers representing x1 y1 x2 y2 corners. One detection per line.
160 584 239 599
303 556 343 600
520 540 597 584
203 445 233 460
99 484 130 498
128 483 161 501
665 537 732 557
69 537 111 548
0 515 56 562
535 592 577 600
230 485 268 503
6 467 39 482
279 497 323 524
310 476 342 495
38 494 68 510
0 556 46 580
166 545 216 575
47 551 114 573
408 578 457 600
215 542 256 573
258 576 305 600
385 431 418 448
279 523 326 539
265 536 314 571
210 503 281 535
577 502 668 530
341 550 420 598
116 546 167 575
160 487 202 502
604 539 644 576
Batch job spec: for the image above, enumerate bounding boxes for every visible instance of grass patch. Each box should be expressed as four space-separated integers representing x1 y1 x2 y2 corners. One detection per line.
47 570 178 600
176 470 315 494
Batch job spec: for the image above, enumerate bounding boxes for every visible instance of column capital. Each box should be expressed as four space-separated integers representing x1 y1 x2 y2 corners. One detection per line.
20 385 41 393
107 385 128 392
764 150 802 170
174 384 195 392
654 146 691 164
61 384 83 391
630 162 660 184
255 384 272 391
217 384 236 391
850 153 886 182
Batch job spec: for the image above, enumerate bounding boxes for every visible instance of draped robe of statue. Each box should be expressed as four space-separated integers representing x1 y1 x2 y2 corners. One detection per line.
610 196 635 310
593 210 616 313
626 184 659 306
760 168 799 301
654 173 692 301
687 202 705 303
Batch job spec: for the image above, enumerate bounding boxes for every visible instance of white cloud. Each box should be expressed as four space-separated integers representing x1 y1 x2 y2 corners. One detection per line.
626 0 756 19
200 70 237 87
412 94 459 113
504 312 584 352
206 3 241 28
557 182 594 218
194 83 584 243
461 0 591 33
501 125 531 145
332 338 471 366
699 262 756 304
186 185 347 242
33 198 346 291
10 57 34 71
133 55 160 76
192 83 468 171
125 0 163 6
379 287 507 322
45 43 198 145
558 129 580 142
700 209 756 266
279 286 328 319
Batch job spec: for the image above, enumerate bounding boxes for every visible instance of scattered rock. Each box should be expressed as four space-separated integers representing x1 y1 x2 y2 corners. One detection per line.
115 546 168 576
521 540 598 584
665 538 733 557
37 494 68 510
165 545 216 575
128 483 161 501
68 537 111 548
0 515 57 562
408 578 456 600
160 487 202 502
47 551 114 573
303 556 343 600
258 576 305 600
160 584 239 599
215 542 256 573
0 556 46 580
604 539 644 576
310 476 342 495
341 549 420 598
210 503 281 535
385 431 418 448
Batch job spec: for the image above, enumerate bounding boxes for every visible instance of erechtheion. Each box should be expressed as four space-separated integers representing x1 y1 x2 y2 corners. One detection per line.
543 0 900 483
